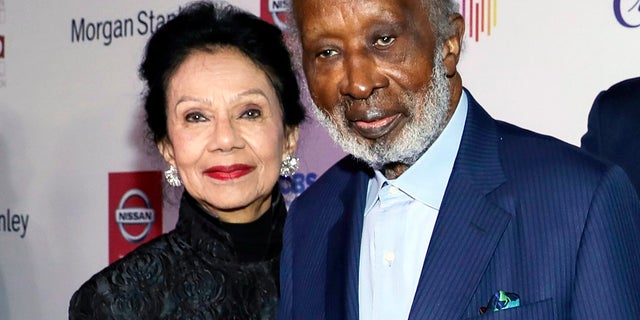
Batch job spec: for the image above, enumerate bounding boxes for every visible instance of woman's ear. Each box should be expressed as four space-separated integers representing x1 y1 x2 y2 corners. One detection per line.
283 125 300 158
157 137 176 167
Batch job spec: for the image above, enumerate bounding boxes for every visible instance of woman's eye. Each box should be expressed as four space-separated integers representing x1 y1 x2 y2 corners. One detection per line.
185 112 207 122
241 109 262 119
374 36 395 47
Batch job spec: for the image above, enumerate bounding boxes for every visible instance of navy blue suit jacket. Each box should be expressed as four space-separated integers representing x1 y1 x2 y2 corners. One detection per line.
279 91 640 319
581 77 640 197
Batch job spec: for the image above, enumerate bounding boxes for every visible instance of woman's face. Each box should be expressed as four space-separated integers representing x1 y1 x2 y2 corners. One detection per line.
159 48 297 223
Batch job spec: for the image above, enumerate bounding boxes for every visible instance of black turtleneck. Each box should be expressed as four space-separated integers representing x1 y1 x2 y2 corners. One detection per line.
218 200 275 263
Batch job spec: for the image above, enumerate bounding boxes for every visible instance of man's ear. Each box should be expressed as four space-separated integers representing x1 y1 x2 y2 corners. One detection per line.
157 138 176 167
283 125 300 158
442 13 465 78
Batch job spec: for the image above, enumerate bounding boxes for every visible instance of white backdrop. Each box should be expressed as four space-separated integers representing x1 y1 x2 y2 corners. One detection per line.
0 0 638 319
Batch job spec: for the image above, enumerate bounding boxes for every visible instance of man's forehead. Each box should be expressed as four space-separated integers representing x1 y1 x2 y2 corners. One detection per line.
292 0 428 24
292 0 426 14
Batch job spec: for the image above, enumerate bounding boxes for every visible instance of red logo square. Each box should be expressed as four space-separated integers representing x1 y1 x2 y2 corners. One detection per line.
108 171 163 263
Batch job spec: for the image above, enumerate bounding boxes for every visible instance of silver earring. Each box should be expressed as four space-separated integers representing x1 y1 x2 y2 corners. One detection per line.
164 165 182 187
280 155 299 178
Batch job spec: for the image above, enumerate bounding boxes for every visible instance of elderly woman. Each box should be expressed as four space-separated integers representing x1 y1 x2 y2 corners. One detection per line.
68 1 305 319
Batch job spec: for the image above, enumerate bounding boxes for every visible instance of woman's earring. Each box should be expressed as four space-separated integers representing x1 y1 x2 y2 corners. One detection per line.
164 165 182 187
280 155 299 178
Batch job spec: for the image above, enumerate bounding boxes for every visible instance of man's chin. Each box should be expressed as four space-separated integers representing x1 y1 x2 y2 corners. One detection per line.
314 110 408 167
342 140 394 169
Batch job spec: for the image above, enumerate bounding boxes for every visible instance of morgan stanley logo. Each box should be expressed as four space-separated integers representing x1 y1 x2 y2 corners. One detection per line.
0 35 4 58
615 0 640 27
461 0 498 42
0 0 5 24
116 189 155 243
0 35 5 86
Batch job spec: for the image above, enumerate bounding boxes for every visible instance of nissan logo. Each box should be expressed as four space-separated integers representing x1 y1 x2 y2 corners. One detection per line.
115 189 155 243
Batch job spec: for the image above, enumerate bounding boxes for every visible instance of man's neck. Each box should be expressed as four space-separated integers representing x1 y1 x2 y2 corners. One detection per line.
381 162 410 179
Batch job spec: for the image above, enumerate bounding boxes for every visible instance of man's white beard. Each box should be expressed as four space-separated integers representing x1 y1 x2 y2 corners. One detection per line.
311 51 452 170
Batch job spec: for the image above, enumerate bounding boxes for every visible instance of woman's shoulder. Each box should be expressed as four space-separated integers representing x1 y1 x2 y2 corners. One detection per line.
68 226 281 319
68 231 187 319
88 230 187 281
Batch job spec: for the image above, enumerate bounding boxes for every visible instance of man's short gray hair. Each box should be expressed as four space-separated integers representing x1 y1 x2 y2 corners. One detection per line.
426 0 460 44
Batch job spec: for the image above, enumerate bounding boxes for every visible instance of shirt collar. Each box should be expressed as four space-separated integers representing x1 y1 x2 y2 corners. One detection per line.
366 91 468 211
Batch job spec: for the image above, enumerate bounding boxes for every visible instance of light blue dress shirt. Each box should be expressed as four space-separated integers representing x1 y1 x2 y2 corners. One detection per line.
358 92 468 320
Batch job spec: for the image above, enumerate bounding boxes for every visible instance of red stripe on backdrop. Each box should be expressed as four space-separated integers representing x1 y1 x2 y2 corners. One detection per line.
481 0 485 32
475 2 480 41
469 0 474 38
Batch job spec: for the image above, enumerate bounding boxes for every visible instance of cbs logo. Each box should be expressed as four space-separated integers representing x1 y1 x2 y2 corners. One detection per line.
280 172 317 195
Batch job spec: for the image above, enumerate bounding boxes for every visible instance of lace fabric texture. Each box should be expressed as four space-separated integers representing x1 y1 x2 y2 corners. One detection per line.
69 190 286 320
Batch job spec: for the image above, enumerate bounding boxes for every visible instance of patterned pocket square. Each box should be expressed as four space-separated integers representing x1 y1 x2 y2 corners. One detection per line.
479 290 520 314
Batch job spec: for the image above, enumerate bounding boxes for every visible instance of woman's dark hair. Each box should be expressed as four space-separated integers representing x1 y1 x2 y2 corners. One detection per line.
140 1 305 143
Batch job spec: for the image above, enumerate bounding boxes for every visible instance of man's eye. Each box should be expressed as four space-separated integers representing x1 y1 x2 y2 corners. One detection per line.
374 36 395 47
317 49 338 58
185 112 207 122
242 109 262 119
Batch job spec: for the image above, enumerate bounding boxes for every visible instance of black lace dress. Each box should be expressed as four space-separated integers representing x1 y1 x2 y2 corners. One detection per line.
69 188 285 320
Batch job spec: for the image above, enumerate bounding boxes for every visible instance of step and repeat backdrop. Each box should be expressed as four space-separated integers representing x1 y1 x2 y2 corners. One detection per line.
0 0 638 318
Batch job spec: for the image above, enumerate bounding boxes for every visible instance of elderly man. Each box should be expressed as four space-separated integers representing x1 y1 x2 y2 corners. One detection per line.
279 0 640 319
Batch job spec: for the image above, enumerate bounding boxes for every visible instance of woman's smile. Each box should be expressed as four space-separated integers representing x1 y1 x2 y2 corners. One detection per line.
203 164 256 181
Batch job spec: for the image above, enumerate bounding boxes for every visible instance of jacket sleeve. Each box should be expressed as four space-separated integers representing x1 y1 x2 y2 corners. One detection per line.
277 201 295 320
571 165 640 318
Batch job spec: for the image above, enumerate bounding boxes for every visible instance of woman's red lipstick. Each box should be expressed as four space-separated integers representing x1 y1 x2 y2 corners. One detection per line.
204 164 255 181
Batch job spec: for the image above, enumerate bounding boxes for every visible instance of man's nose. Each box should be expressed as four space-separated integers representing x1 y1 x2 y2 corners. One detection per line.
338 53 388 99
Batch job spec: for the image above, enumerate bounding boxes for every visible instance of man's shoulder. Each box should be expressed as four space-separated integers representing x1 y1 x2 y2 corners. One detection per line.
289 155 368 213
465 95 603 173
497 119 606 168
596 76 640 111
303 155 369 194
605 76 640 95
488 118 624 197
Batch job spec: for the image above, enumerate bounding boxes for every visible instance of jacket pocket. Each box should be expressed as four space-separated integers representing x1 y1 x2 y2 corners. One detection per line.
464 298 556 320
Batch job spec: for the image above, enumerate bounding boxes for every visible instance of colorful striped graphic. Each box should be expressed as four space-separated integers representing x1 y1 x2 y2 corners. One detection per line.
462 0 498 41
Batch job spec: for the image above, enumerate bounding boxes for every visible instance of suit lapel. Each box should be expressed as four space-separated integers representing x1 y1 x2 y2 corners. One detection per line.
409 92 514 319
324 159 370 320
343 170 368 320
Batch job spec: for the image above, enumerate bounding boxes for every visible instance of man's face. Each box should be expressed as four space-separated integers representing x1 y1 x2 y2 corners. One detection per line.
294 0 458 169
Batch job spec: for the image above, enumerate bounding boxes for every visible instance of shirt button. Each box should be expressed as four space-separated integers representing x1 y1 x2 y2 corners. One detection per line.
389 186 399 195
384 251 395 267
